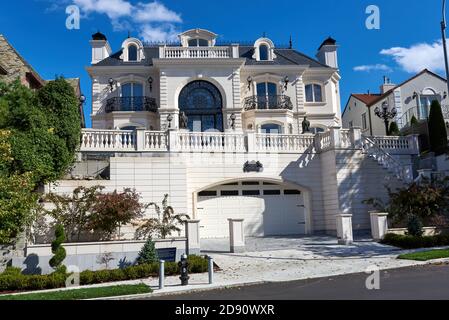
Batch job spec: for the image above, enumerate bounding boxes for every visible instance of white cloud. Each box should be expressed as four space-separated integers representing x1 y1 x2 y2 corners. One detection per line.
380 40 446 73
353 64 392 72
134 2 182 23
71 0 182 42
74 0 132 19
139 24 179 43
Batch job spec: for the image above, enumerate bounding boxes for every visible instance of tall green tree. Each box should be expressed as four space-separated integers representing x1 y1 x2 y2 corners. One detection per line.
428 100 448 155
388 122 400 136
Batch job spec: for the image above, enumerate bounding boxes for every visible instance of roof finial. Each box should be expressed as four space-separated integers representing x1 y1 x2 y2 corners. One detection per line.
289 35 293 49
262 31 266 38
127 30 131 38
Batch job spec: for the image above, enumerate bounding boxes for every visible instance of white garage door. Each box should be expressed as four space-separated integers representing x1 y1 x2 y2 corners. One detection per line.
197 182 306 238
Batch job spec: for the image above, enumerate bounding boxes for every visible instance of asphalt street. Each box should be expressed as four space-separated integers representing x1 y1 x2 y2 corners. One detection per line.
148 264 449 300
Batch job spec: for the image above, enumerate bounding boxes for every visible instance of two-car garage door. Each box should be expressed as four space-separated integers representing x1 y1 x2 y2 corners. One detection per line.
197 181 306 238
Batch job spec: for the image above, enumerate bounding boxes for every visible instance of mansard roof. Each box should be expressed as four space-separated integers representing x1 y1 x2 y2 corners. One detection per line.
93 45 330 68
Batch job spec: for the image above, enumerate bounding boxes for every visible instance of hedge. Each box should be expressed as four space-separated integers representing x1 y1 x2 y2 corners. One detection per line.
0 255 208 293
381 233 449 249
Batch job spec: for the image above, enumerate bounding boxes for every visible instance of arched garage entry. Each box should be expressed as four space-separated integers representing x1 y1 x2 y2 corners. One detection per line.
193 178 312 238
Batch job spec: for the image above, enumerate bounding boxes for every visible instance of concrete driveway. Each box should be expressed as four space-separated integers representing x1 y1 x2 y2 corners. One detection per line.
199 236 426 283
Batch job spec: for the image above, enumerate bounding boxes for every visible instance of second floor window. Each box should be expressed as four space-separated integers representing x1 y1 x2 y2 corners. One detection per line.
419 95 439 120
121 82 143 111
305 84 323 102
188 39 209 47
257 82 277 109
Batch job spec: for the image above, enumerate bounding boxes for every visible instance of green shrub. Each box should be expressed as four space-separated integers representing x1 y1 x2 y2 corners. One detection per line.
49 224 66 272
388 121 400 136
1 267 22 276
382 233 449 249
428 100 448 155
407 215 424 237
136 238 158 265
0 255 209 293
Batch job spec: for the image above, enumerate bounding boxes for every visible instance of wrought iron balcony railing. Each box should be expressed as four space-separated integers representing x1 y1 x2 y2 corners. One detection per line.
243 95 293 111
105 96 158 113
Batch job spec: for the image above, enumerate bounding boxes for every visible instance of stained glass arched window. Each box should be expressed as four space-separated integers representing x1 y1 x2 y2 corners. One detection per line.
179 81 223 132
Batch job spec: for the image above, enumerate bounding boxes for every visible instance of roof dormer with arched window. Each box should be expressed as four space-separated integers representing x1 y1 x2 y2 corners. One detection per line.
179 29 218 48
120 38 145 62
253 38 276 61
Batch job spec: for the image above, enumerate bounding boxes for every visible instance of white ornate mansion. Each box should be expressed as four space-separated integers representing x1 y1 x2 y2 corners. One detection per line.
51 29 420 240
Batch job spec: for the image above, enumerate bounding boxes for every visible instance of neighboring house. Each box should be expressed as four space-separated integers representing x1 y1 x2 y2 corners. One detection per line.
46 29 420 242
0 34 85 127
343 70 449 136
0 34 45 89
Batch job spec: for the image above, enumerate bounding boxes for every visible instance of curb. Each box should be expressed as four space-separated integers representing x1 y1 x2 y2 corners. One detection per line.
88 281 268 300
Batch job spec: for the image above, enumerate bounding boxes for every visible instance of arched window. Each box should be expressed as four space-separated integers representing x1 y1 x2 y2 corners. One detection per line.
305 84 323 102
128 45 138 61
261 123 282 134
259 44 269 61
179 81 223 132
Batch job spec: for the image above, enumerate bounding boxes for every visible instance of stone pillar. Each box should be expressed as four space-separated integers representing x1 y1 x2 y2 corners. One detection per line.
350 127 362 149
185 220 201 256
228 219 245 253
135 128 145 151
167 129 179 152
329 126 342 148
370 212 389 241
246 131 256 153
336 214 353 245
407 134 420 155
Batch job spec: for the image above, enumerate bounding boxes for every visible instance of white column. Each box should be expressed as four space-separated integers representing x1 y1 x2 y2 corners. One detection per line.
168 129 179 152
228 219 245 253
336 213 353 245
135 128 145 151
246 130 256 153
407 134 420 155
370 212 389 241
185 220 201 255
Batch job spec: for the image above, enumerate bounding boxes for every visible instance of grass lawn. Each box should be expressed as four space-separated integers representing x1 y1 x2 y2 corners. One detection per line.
398 249 449 261
0 284 152 300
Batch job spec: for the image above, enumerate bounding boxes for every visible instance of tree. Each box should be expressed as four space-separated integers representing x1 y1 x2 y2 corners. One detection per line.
388 122 400 136
410 115 419 126
0 130 38 244
135 195 190 240
40 186 104 242
136 237 159 265
89 189 146 240
49 224 66 273
428 100 448 155
0 79 81 184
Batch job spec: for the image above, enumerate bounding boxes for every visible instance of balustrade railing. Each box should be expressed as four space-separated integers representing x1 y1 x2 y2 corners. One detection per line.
162 46 232 59
81 129 135 151
105 97 158 113
175 132 246 152
79 128 420 157
255 134 315 153
243 95 293 111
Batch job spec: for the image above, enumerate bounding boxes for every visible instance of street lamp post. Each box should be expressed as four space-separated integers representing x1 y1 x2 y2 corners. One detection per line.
442 0 449 95
374 101 397 135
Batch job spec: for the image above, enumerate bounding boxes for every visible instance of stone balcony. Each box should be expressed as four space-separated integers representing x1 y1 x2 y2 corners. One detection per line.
159 46 237 59
105 96 158 113
243 95 293 111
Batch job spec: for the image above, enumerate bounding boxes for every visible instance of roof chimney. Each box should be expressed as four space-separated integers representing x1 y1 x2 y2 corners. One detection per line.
316 37 338 69
380 75 395 94
90 31 112 65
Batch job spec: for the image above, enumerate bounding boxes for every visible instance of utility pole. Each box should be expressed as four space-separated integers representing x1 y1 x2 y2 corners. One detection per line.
442 0 449 95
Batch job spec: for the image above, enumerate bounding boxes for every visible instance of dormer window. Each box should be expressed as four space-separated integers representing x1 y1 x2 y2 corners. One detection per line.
188 38 209 47
128 45 138 61
120 38 145 62
253 38 276 61
259 45 269 61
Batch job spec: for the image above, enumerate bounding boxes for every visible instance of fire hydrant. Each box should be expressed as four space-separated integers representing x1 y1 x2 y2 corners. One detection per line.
178 254 190 286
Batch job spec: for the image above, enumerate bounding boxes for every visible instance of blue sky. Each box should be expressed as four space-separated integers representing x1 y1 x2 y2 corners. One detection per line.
0 0 447 127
